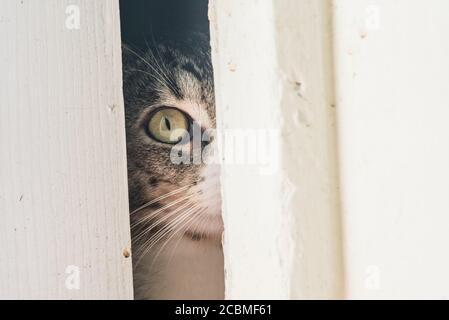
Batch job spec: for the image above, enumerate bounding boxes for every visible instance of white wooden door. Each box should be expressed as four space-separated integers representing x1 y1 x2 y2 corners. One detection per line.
334 0 449 299
210 0 344 299
0 0 133 299
210 0 449 299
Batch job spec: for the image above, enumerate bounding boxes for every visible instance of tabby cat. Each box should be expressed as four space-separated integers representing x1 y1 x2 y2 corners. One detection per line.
122 34 224 300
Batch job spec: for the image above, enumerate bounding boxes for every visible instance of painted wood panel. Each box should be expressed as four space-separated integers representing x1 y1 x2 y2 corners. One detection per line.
334 0 449 299
0 0 133 299
209 0 343 299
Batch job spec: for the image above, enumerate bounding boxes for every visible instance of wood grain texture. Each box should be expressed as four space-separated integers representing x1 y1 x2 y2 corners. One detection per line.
0 0 133 299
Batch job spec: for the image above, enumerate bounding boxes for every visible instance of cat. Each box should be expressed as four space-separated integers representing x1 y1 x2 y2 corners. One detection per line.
122 34 224 300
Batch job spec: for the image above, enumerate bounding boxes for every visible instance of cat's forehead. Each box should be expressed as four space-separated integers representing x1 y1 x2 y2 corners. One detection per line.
125 37 216 127
155 60 216 127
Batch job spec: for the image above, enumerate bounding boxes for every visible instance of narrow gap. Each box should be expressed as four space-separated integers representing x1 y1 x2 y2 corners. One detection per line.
119 0 224 300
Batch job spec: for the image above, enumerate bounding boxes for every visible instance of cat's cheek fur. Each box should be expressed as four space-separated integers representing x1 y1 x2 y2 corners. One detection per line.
184 163 223 238
200 164 222 214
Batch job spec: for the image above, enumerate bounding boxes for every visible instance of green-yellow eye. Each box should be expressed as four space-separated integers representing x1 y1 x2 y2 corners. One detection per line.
147 108 189 144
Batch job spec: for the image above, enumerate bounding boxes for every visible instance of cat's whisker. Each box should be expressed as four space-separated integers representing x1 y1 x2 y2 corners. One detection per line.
139 205 200 257
149 208 204 269
133 204 200 268
131 199 193 244
145 37 174 82
143 37 183 98
131 189 201 237
145 46 175 90
130 192 193 229
141 204 199 253
199 210 211 242
126 67 170 98
132 189 202 267
132 189 203 260
166 208 207 265
130 183 195 215
189 208 205 240
124 46 168 84
127 68 165 90
159 211 204 268
124 45 180 98
133 201 196 247
161 206 204 249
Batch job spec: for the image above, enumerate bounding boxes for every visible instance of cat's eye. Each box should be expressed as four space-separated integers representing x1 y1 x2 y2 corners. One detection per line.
147 108 189 144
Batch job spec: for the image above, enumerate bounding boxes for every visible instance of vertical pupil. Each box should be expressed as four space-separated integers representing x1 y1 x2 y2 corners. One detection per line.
163 116 171 131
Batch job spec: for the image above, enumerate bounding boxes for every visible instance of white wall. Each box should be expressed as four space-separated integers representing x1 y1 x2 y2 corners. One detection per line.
210 0 344 299
333 0 449 299
212 0 449 300
0 0 133 299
